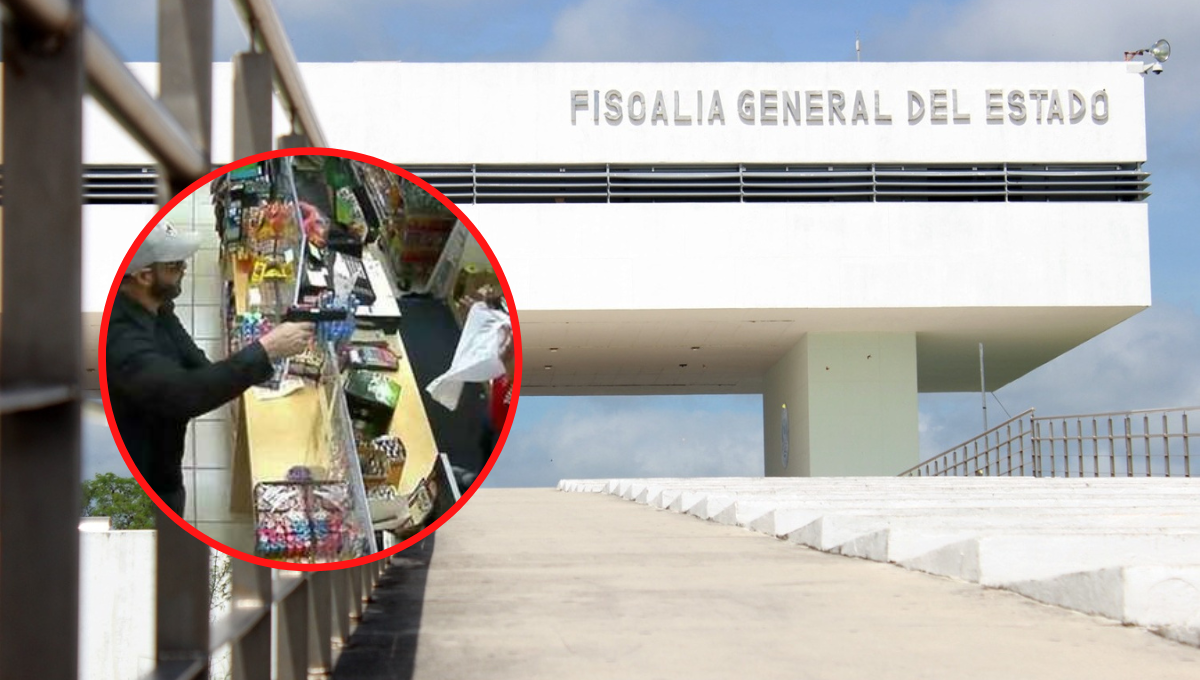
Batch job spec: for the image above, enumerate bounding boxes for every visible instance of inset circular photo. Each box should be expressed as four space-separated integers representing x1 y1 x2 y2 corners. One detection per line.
99 149 519 569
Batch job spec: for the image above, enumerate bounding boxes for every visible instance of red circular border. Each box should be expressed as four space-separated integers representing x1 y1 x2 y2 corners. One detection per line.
98 147 522 570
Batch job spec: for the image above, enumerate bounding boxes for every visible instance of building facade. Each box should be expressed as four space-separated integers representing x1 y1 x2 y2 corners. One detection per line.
82 62 1152 475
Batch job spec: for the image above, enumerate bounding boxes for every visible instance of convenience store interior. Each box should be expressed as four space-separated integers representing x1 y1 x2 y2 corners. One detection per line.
155 156 505 560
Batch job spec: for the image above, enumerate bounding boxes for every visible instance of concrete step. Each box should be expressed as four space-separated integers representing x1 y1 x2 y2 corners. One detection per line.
1006 566 1200 647
561 477 1200 494
757 507 1200 544
835 526 1200 564
894 533 1200 585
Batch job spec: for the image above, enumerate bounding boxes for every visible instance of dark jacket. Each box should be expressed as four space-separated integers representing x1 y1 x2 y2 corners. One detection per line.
106 291 274 496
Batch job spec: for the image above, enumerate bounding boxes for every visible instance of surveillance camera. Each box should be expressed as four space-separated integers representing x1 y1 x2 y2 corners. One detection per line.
1141 62 1164 75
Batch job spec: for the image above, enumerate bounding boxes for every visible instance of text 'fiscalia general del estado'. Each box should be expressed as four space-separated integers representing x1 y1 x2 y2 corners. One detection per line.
570 89 1111 126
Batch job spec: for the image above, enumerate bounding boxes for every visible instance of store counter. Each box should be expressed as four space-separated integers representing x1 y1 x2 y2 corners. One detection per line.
228 265 438 515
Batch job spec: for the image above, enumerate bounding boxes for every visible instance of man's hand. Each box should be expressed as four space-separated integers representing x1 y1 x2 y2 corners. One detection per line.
260 322 316 361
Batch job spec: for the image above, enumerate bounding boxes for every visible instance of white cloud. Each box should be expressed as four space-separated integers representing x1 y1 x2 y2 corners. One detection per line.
870 0 1197 62
999 303 1200 414
485 397 764 487
215 0 253 61
538 0 710 61
919 303 1200 458
867 0 1200 131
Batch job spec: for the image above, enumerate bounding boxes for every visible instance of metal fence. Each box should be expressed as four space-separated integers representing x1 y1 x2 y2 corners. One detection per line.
900 406 1200 478
0 2 389 679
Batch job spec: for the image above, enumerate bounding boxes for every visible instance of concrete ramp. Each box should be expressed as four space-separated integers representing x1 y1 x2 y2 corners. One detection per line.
561 477 1200 651
335 487 1200 679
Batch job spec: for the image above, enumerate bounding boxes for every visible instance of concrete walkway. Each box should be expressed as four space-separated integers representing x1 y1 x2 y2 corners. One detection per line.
334 488 1200 680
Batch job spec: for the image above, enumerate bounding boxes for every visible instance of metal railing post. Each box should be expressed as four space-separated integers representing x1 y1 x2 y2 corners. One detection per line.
231 0 327 146
229 560 272 680
276 572 310 680
1108 417 1116 477
1184 412 1192 476
1032 419 1041 477
154 512 211 676
152 4 214 677
0 3 85 678
278 131 313 149
232 50 275 159
1080 417 1089 477
348 567 364 620
360 564 374 610
309 572 334 676
1144 414 1152 477
1016 423 1024 476
1049 420 1058 477
1125 415 1134 477
1163 413 1171 477
1006 422 1013 475
331 567 353 648
226 36 277 680
158 0 213 194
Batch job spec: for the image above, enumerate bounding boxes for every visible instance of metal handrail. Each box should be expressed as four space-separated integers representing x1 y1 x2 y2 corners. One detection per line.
230 0 327 146
5 0 209 181
904 405 1200 478
3 0 73 31
84 27 209 180
5 0 325 179
1025 404 1200 420
898 409 1034 477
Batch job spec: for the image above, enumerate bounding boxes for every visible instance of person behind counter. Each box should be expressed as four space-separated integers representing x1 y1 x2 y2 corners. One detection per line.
106 222 314 517
459 285 514 484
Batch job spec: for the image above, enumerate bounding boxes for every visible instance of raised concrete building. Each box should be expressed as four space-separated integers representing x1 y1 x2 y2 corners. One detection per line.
81 61 1152 476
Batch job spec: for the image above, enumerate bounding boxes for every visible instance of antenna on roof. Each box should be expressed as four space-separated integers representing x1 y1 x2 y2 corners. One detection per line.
856 31 861 62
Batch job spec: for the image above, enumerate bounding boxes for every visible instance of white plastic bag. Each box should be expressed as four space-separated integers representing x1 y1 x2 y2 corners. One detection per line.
426 302 511 410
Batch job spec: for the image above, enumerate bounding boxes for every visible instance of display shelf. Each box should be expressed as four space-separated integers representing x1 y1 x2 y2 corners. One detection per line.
230 264 438 489
217 156 445 561
357 245 402 318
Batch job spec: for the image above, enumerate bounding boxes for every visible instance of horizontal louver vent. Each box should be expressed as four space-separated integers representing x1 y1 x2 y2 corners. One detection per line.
0 163 1150 205
405 163 1149 204
0 166 160 205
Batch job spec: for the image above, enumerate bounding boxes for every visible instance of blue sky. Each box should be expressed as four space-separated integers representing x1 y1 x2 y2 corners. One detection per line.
83 0 1200 486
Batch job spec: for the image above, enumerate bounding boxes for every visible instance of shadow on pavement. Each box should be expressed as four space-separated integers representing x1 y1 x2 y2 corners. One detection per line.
331 533 436 680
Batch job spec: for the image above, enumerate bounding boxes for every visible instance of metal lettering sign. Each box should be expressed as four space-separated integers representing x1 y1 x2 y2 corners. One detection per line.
571 88 1110 126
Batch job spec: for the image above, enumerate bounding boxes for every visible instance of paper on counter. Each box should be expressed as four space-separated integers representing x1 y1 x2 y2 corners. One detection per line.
251 377 306 401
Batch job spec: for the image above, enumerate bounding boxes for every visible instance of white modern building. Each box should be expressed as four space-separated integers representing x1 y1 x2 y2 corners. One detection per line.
82 62 1152 476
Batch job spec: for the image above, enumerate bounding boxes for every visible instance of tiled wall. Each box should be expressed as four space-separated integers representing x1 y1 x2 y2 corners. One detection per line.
164 189 253 553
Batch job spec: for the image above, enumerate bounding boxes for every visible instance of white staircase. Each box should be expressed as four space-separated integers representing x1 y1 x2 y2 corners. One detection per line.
559 477 1200 647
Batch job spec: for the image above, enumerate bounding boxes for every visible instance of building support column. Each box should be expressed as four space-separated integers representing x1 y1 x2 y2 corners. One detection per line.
763 332 919 476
